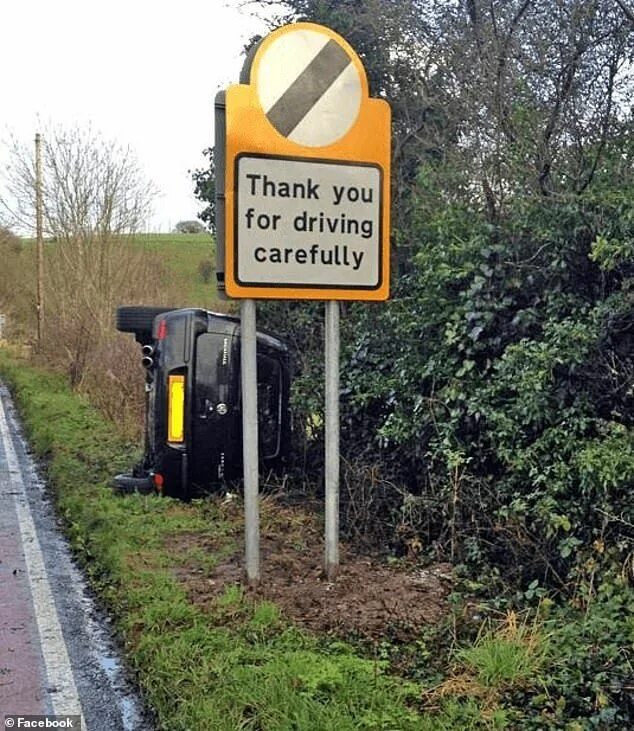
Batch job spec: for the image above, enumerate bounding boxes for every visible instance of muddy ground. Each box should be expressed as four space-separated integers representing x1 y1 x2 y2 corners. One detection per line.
169 495 453 641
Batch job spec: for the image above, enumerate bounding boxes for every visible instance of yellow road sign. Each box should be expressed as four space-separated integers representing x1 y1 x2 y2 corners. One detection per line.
224 22 391 301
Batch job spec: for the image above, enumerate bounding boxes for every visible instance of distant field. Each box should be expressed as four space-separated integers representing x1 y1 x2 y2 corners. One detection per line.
17 231 232 315
133 232 230 310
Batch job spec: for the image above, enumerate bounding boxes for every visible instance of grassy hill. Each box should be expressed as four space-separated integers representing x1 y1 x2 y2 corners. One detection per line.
132 232 231 311
15 231 229 312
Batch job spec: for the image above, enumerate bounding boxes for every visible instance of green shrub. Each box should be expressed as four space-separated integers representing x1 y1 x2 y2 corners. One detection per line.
333 188 633 592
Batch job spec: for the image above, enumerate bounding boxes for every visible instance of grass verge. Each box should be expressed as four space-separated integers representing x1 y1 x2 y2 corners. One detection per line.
0 352 426 730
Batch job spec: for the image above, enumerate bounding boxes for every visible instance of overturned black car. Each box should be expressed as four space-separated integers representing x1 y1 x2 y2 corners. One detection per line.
114 306 291 500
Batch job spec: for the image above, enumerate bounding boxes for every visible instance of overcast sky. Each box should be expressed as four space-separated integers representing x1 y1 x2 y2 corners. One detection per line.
0 0 283 232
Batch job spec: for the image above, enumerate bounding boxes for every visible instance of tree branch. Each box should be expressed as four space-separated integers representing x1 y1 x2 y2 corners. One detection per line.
615 0 634 25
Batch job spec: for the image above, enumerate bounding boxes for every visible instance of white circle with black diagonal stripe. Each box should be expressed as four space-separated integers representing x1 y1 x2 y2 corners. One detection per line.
255 28 363 147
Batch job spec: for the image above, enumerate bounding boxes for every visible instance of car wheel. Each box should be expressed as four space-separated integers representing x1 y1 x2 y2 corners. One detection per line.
113 473 155 495
115 306 175 340
117 306 177 333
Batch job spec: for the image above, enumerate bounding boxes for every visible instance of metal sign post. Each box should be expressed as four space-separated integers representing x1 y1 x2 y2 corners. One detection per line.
241 298 260 583
325 300 340 578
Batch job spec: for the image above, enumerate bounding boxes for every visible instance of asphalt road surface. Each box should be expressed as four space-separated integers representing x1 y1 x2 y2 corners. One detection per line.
0 382 153 730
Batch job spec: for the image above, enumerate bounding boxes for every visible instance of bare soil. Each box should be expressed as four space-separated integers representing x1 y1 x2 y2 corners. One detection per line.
168 495 453 641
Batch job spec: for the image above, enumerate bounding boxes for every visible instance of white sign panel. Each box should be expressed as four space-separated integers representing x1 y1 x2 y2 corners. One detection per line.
255 29 362 147
235 155 382 290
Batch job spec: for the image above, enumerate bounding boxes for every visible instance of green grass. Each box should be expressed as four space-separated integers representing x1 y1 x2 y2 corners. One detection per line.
4 349 629 729
455 612 547 689
133 232 228 308
20 232 226 310
0 352 438 730
0 351 576 730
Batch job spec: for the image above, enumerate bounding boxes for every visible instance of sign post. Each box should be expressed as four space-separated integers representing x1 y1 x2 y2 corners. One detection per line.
240 298 260 583
218 22 391 580
324 300 340 577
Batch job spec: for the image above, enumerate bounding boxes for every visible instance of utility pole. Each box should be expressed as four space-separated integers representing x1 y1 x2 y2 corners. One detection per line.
35 133 43 348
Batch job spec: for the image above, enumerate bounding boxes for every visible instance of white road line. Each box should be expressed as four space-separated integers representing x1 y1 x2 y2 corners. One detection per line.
0 393 86 724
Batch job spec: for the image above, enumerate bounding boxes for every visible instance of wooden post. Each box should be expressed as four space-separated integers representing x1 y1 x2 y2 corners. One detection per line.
35 133 44 348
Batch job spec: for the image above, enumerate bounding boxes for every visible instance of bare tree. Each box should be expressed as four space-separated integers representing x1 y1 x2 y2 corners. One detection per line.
0 125 159 385
264 0 633 225
444 0 633 207
0 125 155 239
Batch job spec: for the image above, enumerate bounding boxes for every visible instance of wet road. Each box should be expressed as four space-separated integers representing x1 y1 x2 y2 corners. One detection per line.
0 382 153 730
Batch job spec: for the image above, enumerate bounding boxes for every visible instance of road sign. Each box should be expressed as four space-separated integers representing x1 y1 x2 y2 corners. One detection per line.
223 22 391 301
235 155 382 289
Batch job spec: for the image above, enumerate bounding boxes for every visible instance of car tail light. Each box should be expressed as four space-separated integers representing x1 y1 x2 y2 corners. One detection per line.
152 473 164 493
167 374 185 443
157 319 168 340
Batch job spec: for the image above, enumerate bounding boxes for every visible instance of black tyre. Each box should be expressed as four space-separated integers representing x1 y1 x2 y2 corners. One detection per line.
115 306 175 338
113 473 155 495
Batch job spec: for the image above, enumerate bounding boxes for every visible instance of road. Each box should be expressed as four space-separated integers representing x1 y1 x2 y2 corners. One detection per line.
0 382 153 730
